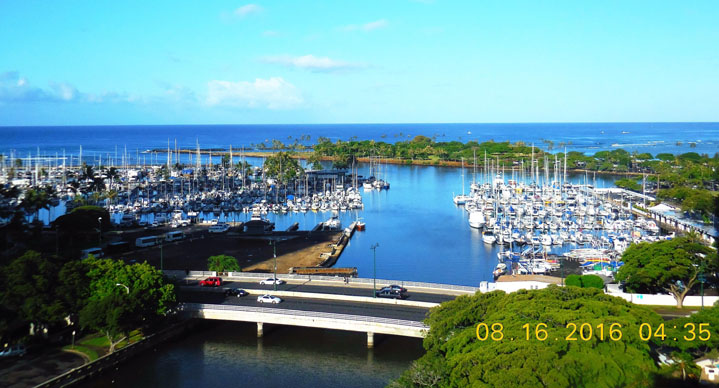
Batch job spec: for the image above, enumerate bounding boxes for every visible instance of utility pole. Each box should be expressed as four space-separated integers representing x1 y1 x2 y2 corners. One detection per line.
97 217 102 246
270 240 278 291
160 241 164 271
370 243 379 297
699 266 706 310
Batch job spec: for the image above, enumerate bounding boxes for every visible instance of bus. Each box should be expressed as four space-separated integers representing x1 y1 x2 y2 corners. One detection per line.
165 231 185 242
135 235 163 248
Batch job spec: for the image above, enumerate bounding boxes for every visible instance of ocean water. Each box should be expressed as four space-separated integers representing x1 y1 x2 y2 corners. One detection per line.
1 122 718 163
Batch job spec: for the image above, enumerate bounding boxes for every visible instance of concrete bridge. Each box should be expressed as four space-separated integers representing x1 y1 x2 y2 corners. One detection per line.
183 303 428 348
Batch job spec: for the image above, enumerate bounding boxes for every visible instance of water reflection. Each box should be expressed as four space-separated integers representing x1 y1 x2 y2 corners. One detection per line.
80 322 424 388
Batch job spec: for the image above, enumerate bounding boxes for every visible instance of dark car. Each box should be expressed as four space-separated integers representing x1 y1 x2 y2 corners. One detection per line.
382 285 407 293
375 289 408 299
224 288 249 297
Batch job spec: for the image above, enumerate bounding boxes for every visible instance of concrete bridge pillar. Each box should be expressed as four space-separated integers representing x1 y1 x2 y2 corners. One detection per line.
367 332 374 348
257 322 264 338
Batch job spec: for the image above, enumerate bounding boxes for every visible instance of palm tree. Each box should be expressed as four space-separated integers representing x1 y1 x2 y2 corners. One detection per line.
20 188 50 222
106 167 120 189
105 190 118 208
80 163 95 181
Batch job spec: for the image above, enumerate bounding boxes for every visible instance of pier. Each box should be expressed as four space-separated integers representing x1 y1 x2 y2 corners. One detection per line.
597 187 717 244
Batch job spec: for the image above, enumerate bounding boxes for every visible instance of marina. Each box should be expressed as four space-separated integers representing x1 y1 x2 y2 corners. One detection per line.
0 139 698 286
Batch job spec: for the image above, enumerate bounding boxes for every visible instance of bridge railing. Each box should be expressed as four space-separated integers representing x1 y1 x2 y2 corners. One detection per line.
182 303 429 329
165 270 479 293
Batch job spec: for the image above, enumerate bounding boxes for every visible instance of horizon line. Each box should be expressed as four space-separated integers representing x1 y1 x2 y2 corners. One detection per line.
2 121 719 128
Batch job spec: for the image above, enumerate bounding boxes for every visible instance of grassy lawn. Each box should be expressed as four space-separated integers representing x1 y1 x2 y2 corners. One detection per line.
647 305 700 318
62 344 99 362
63 329 144 361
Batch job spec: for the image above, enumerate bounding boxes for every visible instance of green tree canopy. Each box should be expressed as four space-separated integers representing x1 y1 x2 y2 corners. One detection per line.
564 274 604 289
53 205 112 231
655 153 675 162
207 255 240 272
0 251 66 330
306 152 324 171
80 258 176 352
616 236 715 308
664 302 719 358
263 152 304 184
393 286 662 388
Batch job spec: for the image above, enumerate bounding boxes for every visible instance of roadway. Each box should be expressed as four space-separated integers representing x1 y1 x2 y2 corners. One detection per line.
178 287 432 322
180 279 459 304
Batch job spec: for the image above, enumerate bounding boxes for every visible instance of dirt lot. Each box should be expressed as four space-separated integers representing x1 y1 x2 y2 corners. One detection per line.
111 226 342 274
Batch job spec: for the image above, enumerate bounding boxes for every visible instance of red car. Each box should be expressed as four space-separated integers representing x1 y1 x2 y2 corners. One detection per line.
199 277 222 287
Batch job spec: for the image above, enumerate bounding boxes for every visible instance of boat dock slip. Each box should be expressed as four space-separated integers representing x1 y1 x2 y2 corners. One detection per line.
317 221 357 267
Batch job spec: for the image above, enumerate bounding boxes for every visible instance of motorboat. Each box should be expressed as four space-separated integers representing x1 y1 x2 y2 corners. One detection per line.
468 210 485 229
482 231 496 245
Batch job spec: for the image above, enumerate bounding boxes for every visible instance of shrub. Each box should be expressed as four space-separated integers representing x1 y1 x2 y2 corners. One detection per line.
565 274 582 287
581 275 605 289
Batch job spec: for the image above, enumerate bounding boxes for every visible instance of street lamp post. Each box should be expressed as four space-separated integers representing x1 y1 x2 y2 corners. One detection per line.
160 241 163 271
370 243 379 298
71 330 76 349
115 283 129 294
698 271 706 310
270 240 277 291
97 217 102 246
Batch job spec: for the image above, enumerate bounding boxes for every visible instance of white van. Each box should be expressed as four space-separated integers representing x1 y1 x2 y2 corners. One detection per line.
208 223 230 233
135 235 163 248
80 247 104 260
165 231 185 242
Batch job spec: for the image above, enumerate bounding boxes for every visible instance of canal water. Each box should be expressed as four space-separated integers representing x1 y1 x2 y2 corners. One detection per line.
78 321 424 388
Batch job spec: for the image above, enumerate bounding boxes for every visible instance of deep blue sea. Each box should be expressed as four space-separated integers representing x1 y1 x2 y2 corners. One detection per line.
1 122 718 162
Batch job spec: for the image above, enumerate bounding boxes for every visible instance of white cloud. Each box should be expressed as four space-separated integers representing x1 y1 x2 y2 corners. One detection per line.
0 72 77 103
0 71 138 105
206 77 302 109
262 54 360 72
235 4 262 17
341 19 388 32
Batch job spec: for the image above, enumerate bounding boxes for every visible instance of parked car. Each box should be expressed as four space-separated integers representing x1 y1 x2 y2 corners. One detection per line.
257 294 282 304
0 345 26 358
224 288 249 297
199 276 223 287
208 223 230 233
375 289 408 299
382 285 408 293
259 278 286 285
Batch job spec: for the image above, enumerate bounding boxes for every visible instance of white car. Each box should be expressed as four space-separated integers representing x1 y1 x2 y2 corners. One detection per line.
257 294 282 304
259 278 286 285
0 345 26 358
208 223 230 233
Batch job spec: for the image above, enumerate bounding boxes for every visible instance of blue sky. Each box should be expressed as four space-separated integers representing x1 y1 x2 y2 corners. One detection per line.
1 1 718 125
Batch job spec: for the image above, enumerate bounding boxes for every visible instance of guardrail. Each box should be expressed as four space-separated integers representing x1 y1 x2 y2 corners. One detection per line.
165 270 479 293
182 303 428 329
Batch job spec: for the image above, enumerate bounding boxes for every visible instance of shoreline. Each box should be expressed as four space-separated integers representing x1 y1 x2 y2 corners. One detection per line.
160 149 649 178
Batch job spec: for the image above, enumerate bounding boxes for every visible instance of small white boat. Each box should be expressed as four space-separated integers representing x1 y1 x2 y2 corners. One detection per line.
468 210 485 229
482 231 496 245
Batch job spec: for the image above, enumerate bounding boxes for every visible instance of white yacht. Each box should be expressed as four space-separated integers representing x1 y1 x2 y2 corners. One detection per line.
453 194 471 205
468 210 486 229
482 231 497 245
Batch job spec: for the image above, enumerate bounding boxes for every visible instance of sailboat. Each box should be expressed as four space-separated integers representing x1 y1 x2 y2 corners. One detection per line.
453 158 472 205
